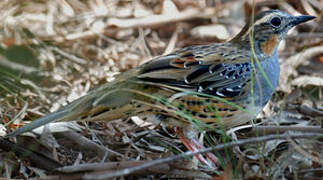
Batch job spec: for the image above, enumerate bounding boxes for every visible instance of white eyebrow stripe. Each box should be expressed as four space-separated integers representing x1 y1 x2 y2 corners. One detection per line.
254 13 277 25
245 13 278 34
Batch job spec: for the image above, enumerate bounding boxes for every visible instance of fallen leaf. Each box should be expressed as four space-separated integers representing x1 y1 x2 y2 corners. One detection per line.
191 24 230 40
291 76 323 87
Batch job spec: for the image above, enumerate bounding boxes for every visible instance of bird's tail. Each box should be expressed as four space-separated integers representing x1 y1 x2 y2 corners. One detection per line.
6 77 140 137
6 109 78 137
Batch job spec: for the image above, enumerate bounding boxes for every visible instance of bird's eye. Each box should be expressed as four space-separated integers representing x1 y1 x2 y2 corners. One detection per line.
270 17 281 27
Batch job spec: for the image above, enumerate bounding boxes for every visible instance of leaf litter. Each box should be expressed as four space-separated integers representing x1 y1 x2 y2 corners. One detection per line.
0 0 322 179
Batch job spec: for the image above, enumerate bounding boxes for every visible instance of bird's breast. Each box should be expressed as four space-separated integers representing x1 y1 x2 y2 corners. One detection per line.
254 52 280 107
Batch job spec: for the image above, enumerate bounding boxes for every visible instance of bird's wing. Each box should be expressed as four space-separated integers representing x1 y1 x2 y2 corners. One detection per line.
137 44 252 98
7 43 253 137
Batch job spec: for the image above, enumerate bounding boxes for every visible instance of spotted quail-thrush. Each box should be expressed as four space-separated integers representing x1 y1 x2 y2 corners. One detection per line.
8 10 315 140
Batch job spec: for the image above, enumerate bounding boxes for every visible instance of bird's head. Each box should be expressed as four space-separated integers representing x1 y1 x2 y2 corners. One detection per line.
231 10 315 56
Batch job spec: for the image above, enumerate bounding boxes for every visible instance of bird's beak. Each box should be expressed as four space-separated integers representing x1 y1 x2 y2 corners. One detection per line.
291 15 315 26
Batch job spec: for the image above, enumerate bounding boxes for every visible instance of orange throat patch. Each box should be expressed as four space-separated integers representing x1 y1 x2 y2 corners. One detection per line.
260 35 278 56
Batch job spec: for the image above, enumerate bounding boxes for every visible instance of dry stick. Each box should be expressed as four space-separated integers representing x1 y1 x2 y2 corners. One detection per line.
40 170 211 180
81 132 322 180
57 131 123 158
0 138 62 171
51 162 211 180
298 104 323 117
57 161 154 173
49 47 87 65
251 126 323 135
58 161 212 179
86 167 211 179
107 8 214 29
66 8 215 40
59 161 170 173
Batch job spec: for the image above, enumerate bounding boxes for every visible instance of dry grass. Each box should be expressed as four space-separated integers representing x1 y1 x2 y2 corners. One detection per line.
0 0 322 179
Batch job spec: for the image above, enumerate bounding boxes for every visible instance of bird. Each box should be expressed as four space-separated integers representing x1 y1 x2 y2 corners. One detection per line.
7 10 315 162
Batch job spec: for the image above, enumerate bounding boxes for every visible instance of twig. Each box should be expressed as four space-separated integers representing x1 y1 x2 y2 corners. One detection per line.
58 160 170 173
298 104 323 117
56 131 123 159
250 125 323 136
65 8 215 41
57 160 211 179
107 8 214 29
49 47 87 65
0 138 62 171
81 132 322 179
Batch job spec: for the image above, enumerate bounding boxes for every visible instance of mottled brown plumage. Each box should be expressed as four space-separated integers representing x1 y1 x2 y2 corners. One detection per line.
8 10 315 138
